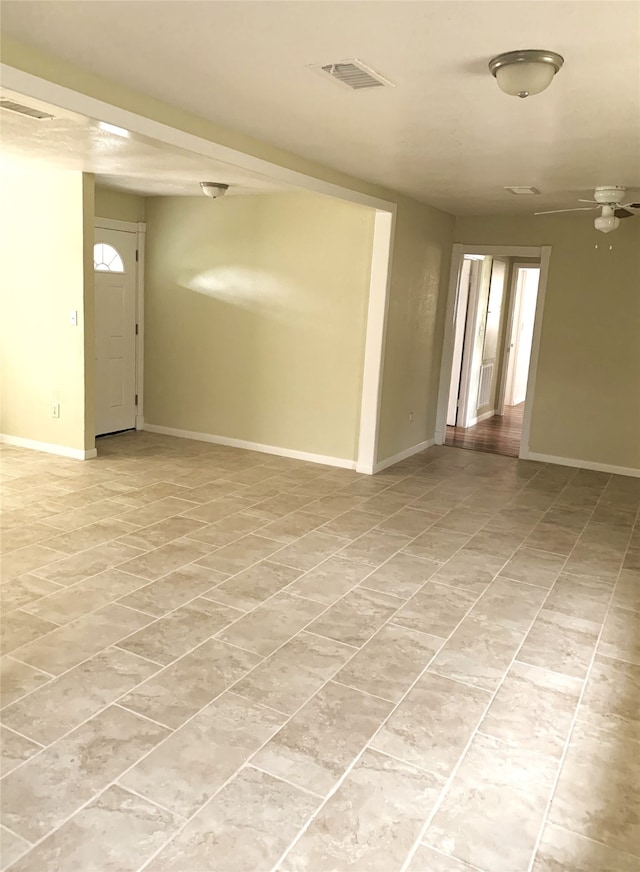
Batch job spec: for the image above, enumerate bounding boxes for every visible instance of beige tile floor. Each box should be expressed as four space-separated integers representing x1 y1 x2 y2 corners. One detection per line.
1 431 639 872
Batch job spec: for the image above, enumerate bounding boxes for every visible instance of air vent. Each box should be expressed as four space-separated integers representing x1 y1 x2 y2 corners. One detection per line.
309 59 393 91
504 186 540 195
0 99 54 120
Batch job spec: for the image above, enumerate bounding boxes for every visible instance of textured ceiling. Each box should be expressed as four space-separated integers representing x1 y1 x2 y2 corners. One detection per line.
1 1 639 214
0 90 295 197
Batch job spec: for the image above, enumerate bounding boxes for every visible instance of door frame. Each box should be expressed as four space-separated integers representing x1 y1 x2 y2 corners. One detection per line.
456 258 484 429
446 258 471 427
435 244 552 459
496 261 539 416
94 217 146 431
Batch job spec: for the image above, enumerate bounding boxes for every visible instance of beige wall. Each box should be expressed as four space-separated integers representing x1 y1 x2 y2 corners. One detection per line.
95 185 145 222
144 193 375 460
0 168 94 453
3 37 455 466
377 199 455 460
455 215 640 470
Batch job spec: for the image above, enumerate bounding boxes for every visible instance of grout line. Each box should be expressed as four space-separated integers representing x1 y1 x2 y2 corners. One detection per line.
3 437 637 871
1 722 46 748
398 477 601 871
111 781 189 823
0 820 34 848
245 763 325 800
113 702 175 732
523 497 639 872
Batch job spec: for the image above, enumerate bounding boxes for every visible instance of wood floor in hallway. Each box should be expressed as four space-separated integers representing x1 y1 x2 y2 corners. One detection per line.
446 403 525 458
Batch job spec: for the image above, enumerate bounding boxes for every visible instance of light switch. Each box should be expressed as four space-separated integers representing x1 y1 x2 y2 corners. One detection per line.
69 310 78 326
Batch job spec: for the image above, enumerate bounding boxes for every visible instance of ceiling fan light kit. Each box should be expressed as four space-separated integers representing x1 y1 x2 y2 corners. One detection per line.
489 49 564 98
534 186 639 233
594 212 620 234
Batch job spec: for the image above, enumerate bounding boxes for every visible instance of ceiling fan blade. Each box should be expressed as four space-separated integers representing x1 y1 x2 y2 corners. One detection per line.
534 207 597 215
577 199 598 204
615 208 636 219
620 202 640 210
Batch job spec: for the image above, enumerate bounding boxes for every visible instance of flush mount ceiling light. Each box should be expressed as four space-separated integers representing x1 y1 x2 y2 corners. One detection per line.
200 182 229 199
489 50 564 98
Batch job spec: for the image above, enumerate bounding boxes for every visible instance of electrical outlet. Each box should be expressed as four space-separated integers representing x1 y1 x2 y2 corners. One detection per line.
52 403 60 418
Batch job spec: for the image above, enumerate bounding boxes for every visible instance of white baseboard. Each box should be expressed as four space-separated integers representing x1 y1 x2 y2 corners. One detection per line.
364 438 435 475
142 423 357 470
0 433 97 460
527 451 640 479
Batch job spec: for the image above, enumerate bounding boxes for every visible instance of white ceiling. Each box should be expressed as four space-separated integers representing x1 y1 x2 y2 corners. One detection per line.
0 89 295 197
2 1 639 214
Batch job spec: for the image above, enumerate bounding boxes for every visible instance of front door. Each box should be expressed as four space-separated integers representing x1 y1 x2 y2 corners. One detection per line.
94 227 137 436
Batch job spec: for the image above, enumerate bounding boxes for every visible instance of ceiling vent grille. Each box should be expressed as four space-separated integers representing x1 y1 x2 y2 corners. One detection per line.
309 59 393 91
0 99 54 120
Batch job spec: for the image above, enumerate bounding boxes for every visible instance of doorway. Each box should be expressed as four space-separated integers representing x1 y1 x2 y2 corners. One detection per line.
436 246 549 459
94 224 139 437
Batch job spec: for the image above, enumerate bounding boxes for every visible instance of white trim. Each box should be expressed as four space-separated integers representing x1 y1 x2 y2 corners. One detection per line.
457 245 543 258
1 65 395 214
94 217 138 233
357 210 395 472
527 451 640 479
362 438 435 475
135 223 146 429
142 423 357 470
435 243 464 444
0 433 97 460
457 258 483 429
519 246 551 458
466 408 496 428
435 244 551 464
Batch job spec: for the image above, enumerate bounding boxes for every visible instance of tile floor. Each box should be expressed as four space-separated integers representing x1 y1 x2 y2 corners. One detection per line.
1 431 639 872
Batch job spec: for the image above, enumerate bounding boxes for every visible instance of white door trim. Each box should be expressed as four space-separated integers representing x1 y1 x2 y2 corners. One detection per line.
94 219 145 433
457 258 484 429
8 63 397 472
435 244 552 460
95 217 139 233
435 243 464 445
135 222 146 430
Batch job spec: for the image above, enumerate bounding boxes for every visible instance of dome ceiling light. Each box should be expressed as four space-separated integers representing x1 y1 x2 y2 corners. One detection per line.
488 49 564 98
200 182 229 198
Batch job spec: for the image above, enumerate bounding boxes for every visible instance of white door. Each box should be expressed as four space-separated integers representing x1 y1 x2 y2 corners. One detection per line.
507 267 540 406
94 228 137 436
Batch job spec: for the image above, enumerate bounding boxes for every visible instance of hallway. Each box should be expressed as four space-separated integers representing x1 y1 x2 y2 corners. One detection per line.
446 403 525 458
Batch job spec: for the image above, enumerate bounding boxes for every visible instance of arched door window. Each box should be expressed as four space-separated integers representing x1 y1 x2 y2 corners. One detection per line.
93 243 124 273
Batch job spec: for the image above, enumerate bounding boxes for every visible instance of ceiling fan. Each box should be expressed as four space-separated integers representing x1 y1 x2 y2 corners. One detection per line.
535 186 640 233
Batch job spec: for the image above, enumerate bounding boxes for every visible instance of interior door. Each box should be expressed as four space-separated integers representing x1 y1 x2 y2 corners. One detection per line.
476 258 507 416
508 267 540 405
94 227 137 436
